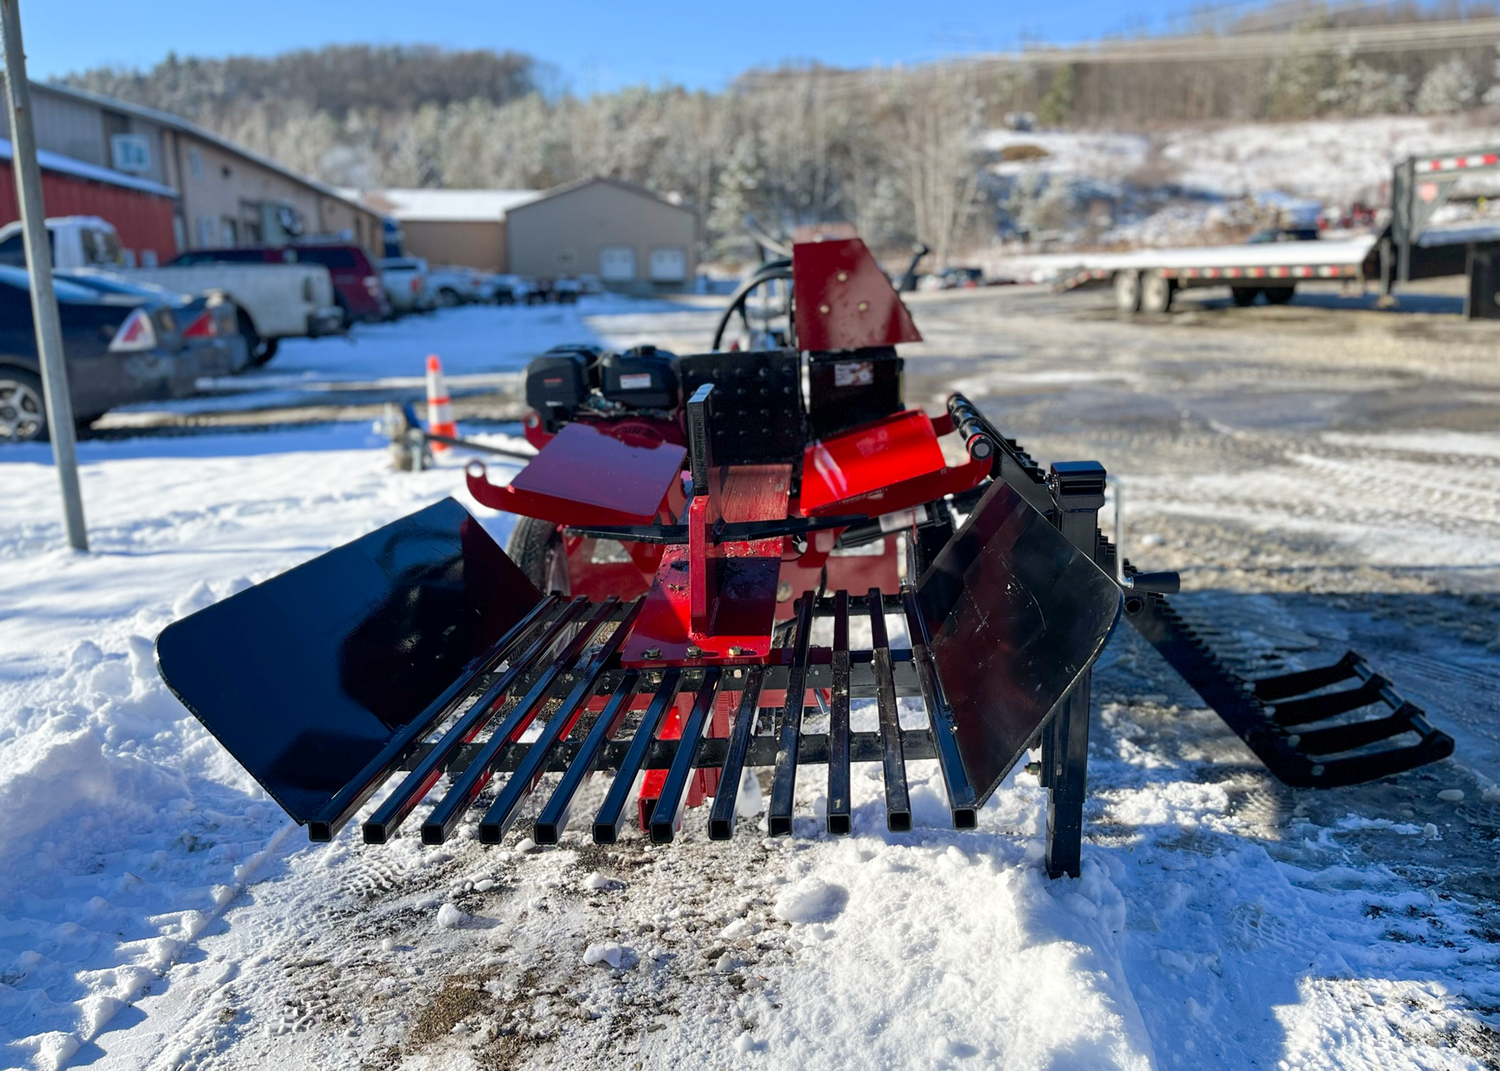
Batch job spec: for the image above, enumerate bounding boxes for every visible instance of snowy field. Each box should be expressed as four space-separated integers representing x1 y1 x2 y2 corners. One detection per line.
2 292 1499 1070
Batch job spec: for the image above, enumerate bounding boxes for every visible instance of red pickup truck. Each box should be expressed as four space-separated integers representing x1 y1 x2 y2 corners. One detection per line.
170 244 391 325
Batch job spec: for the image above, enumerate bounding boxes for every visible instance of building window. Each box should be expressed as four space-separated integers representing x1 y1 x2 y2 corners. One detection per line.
110 134 151 174
599 246 636 282
649 247 686 283
189 147 203 180
196 216 218 248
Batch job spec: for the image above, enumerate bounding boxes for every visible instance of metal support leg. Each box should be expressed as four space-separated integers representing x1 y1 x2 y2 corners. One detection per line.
1044 462 1108 879
1044 672 1091 878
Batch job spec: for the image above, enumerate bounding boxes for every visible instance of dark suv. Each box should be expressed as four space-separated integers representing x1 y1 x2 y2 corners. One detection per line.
170 244 391 325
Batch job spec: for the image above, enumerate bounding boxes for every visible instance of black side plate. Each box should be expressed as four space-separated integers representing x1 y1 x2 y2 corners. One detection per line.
915 480 1122 805
156 498 542 823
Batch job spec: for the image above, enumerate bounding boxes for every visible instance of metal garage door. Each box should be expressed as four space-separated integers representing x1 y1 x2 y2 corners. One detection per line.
649 247 686 282
600 246 636 281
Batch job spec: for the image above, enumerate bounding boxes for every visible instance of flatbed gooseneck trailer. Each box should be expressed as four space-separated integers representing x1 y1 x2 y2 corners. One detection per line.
1056 146 1500 318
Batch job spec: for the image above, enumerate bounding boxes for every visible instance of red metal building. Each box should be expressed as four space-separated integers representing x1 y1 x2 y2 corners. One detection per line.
0 141 178 264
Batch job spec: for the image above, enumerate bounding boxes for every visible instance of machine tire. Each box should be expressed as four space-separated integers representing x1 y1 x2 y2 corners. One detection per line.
1140 270 1173 313
1230 286 1260 307
0 368 47 443
1264 285 1296 305
1113 270 1142 313
507 516 571 595
437 287 462 308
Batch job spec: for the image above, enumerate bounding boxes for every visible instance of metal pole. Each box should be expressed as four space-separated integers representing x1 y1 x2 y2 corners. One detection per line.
1 0 87 550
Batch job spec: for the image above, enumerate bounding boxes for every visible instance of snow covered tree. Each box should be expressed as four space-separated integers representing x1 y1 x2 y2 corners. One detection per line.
1415 58 1478 115
1318 48 1410 116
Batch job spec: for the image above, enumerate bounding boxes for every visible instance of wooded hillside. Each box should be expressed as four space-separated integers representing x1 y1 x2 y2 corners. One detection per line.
57 5 1500 260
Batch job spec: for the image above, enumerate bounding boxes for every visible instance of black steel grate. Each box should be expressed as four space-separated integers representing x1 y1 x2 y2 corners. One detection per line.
325 590 976 848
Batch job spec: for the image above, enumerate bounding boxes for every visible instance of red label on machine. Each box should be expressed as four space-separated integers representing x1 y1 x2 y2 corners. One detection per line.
619 373 653 390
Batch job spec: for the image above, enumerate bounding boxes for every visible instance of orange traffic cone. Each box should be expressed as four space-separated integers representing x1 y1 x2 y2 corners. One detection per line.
425 353 457 451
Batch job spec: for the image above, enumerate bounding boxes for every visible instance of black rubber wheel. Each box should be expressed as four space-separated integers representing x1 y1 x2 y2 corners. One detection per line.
1264 285 1296 305
1230 286 1260 307
506 516 571 594
250 337 279 366
238 313 278 367
437 287 461 308
0 367 47 443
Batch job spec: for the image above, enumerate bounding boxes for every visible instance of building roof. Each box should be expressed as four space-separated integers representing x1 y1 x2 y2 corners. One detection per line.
505 176 697 218
0 137 178 198
359 188 541 222
35 81 375 218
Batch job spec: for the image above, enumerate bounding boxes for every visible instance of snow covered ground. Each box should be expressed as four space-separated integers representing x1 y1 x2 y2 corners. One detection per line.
2 293 1498 1070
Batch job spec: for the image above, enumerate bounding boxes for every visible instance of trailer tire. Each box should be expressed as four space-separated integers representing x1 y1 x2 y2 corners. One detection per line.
1113 270 1141 313
1140 270 1173 313
1264 285 1296 305
507 516 571 595
1230 286 1260 307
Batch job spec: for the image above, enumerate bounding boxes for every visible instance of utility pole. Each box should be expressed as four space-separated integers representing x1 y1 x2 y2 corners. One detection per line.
1 0 88 551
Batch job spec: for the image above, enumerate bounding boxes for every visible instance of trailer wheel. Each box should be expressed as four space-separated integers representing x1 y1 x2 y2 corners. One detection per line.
1113 270 1141 313
507 516 571 595
1230 286 1260 307
1140 270 1173 313
1264 285 1296 305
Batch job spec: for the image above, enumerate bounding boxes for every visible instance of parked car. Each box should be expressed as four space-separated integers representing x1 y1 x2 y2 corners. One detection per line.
56 268 248 378
489 274 533 305
526 278 580 305
0 265 197 442
426 265 485 306
377 256 436 316
169 243 390 326
0 217 343 367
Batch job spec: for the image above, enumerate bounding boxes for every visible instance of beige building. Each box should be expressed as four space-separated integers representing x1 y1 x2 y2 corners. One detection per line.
362 188 539 271
506 178 699 293
0 81 382 260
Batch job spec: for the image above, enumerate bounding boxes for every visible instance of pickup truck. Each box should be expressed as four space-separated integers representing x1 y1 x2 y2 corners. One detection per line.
0 216 344 365
377 256 436 316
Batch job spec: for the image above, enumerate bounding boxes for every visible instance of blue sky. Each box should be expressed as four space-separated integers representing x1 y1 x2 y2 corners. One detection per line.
17 0 1265 92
